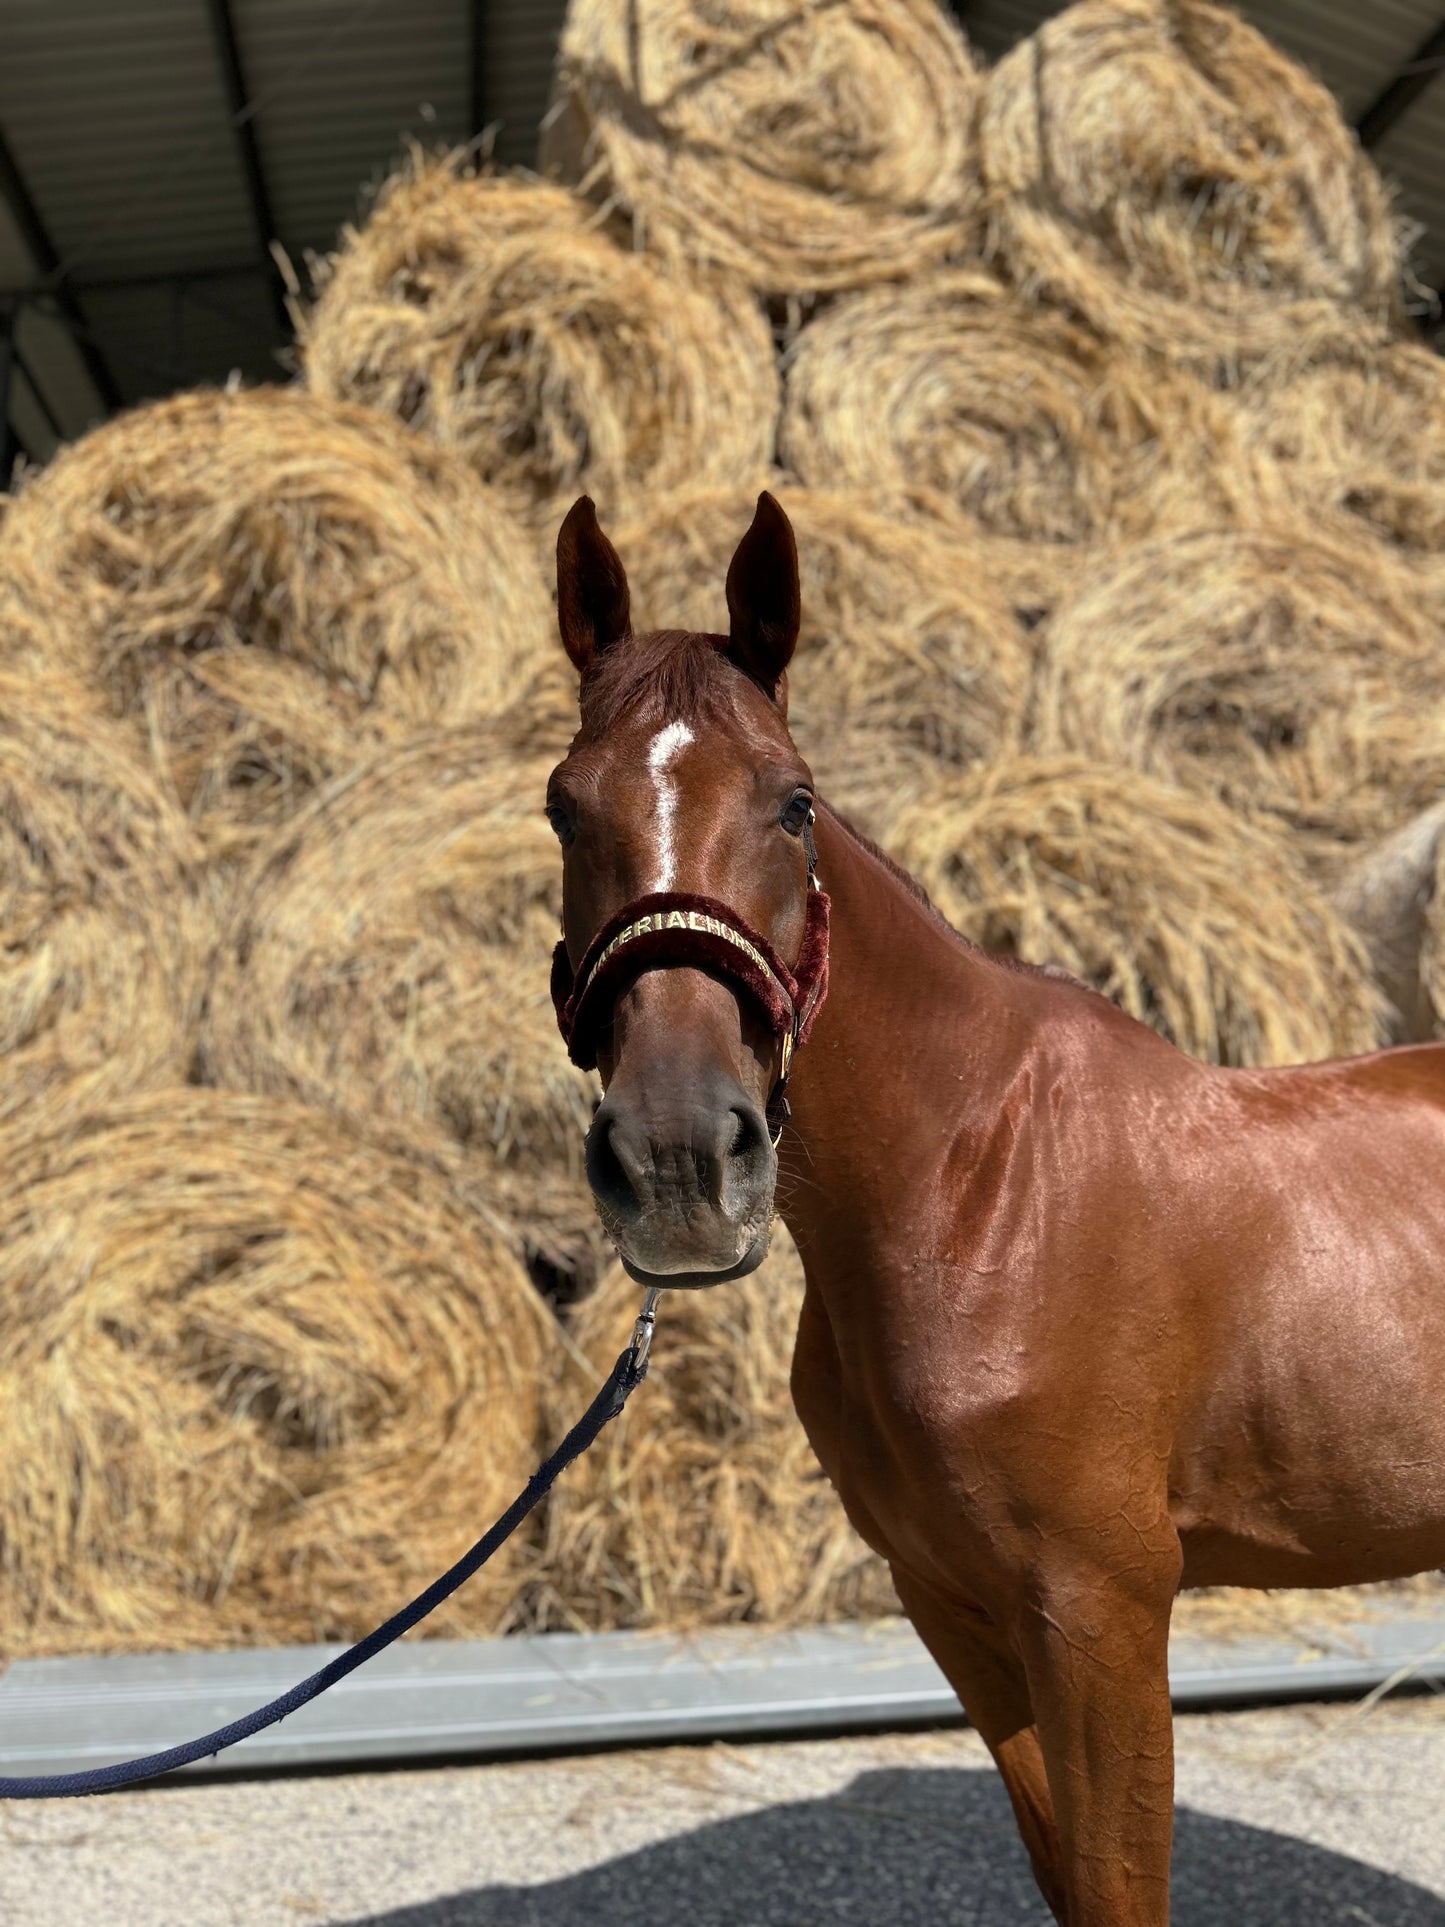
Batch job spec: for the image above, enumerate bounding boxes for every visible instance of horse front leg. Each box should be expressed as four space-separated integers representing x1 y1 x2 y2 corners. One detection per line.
1016 1544 1182 1927
890 1568 1069 1922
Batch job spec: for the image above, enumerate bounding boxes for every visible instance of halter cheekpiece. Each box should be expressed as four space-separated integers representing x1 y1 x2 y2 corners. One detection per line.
551 819 830 1143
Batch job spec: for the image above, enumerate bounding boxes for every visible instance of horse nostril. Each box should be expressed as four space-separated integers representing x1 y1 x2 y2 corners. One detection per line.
729 1102 768 1167
585 1087 776 1237
585 1105 642 1223
708 1101 771 1213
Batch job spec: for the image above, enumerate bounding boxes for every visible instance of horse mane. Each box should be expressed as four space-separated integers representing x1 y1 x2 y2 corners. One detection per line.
816 799 951 926
819 800 1094 995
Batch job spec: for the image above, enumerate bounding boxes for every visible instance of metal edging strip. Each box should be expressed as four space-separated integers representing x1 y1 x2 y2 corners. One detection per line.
2 1607 1443 1782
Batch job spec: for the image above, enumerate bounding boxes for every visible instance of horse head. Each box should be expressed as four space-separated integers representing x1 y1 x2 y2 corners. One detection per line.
546 491 826 1288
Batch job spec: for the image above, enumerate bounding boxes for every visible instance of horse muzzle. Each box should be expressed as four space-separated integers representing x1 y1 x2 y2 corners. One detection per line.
585 1068 776 1288
554 884 829 1286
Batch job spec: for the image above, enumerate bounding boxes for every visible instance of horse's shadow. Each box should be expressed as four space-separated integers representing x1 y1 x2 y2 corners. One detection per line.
338 1762 1444 1926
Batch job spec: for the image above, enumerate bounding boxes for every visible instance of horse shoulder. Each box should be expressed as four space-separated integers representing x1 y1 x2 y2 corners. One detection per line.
886 1012 1195 1431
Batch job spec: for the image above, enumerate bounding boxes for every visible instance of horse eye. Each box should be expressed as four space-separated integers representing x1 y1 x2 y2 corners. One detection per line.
780 790 813 837
546 802 574 844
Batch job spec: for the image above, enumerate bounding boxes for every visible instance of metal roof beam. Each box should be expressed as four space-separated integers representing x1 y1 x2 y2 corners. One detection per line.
203 0 290 334
1355 18 1445 149
13 335 63 444
0 123 121 413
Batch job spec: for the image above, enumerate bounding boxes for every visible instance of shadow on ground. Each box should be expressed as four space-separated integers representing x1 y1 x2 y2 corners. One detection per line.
337 1764 1445 1926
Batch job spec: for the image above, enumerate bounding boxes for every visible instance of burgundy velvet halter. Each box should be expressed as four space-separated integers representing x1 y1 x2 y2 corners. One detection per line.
551 886 831 1119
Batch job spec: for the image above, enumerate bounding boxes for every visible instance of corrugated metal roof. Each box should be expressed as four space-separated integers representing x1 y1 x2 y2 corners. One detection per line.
1226 0 1437 118
237 0 470 250
484 0 569 165
79 268 281 400
1369 77 1445 295
2 0 1444 463
0 0 254 283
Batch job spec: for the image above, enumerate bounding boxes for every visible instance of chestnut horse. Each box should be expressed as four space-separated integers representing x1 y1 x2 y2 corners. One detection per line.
545 491 1445 1924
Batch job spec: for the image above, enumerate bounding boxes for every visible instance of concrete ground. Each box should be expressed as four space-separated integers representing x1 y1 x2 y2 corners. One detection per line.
1 1696 1442 1926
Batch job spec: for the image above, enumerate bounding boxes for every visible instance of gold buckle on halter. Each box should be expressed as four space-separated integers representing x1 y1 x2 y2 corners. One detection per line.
768 1026 798 1148
805 807 821 891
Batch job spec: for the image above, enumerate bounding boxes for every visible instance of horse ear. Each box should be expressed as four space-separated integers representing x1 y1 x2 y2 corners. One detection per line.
725 490 800 699
556 496 632 674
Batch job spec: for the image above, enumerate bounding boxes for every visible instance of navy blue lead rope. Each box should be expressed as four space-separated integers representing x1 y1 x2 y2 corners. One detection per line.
0 1300 658 1801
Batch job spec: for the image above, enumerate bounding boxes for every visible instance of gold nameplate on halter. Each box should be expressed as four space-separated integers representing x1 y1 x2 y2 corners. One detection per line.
578 910 786 1009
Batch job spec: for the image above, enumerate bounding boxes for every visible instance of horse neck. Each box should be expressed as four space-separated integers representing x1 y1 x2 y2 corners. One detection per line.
779 803 1033 1287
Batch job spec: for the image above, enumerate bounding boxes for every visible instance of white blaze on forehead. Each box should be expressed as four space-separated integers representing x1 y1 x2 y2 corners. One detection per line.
646 720 695 890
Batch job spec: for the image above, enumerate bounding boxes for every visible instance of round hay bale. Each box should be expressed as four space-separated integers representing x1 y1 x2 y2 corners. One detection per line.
880 755 1384 1066
487 1163 615 1310
1268 703 1445 880
203 726 598 1180
895 492 1089 637
980 0 1401 372
540 0 983 296
0 387 553 859
0 1089 555 1657
0 665 204 1127
310 148 590 325
779 269 1241 542
300 153 779 530
614 484 1031 819
1333 801 1445 1044
1232 342 1445 553
1031 521 1441 838
528 1226 896 1631
0 581 61 672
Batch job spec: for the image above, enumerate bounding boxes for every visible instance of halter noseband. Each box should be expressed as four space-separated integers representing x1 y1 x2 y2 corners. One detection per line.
551 819 829 1144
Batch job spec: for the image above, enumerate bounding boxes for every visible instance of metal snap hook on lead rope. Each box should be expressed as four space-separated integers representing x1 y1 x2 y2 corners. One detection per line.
630 1285 662 1373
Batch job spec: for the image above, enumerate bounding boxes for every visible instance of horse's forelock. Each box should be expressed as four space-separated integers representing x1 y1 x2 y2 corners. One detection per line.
577 629 738 739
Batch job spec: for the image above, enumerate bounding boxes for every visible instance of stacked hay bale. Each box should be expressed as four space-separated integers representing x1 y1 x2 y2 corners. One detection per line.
529 1227 897 1633
0 388 557 864
885 758 1383 1068
539 0 985 297
300 151 781 536
776 270 1243 541
1029 520 1444 842
2 0 1440 1656
201 724 612 1294
0 1090 552 1653
976 0 1401 374
0 660 206 1125
0 387 609 1653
